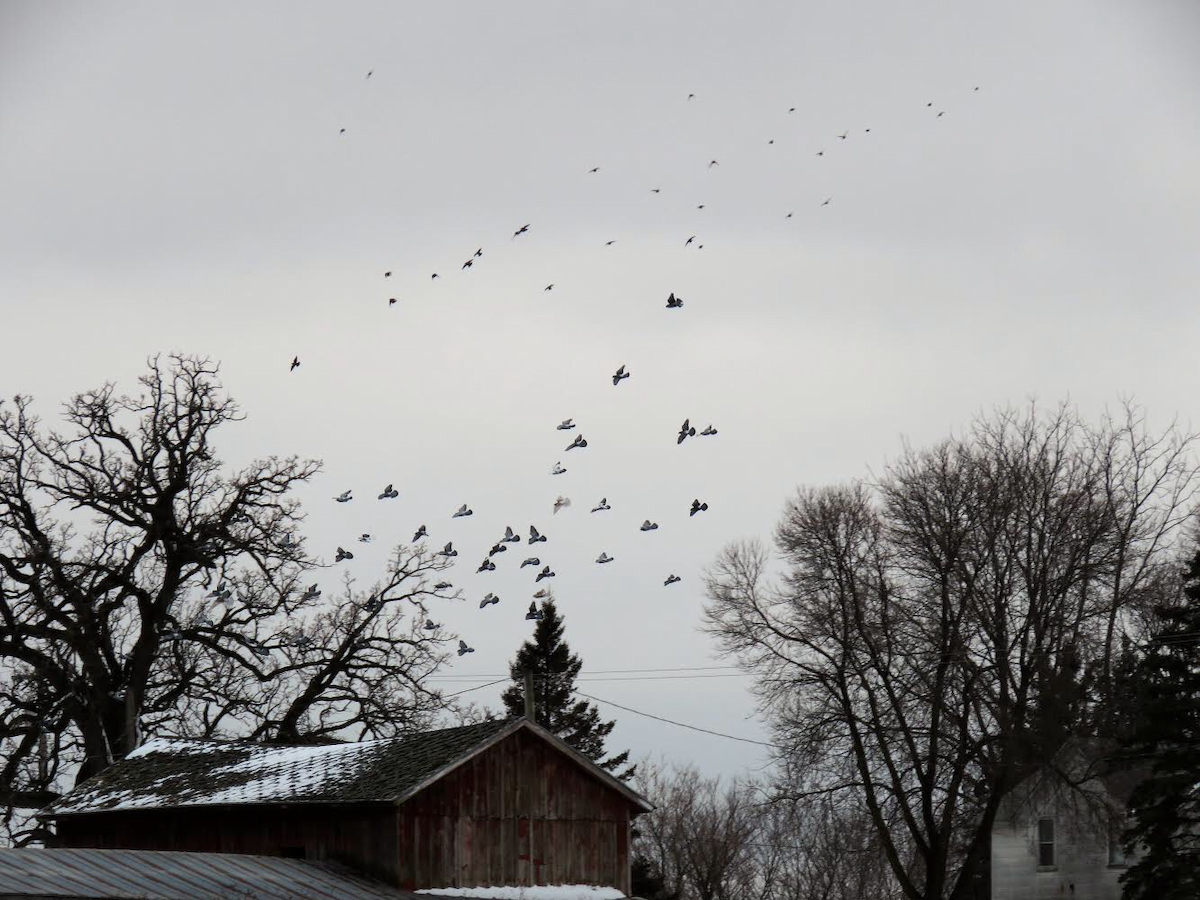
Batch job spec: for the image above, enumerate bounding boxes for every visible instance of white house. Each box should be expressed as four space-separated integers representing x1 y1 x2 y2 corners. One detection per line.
990 744 1144 900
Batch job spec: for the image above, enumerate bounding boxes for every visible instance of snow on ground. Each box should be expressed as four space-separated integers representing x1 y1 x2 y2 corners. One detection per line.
417 886 625 900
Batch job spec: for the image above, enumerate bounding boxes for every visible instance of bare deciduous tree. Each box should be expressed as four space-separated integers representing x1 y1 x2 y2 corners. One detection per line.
0 356 457 842
704 402 1198 900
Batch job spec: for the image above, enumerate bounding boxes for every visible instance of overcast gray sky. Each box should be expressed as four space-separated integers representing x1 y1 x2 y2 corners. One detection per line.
3 0 1200 779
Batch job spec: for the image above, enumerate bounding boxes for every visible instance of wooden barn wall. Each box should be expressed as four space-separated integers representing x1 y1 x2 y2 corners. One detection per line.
395 729 633 893
53 804 401 886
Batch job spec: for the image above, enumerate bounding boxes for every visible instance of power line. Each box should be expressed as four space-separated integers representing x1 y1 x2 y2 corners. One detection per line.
428 665 741 680
572 688 780 750
443 678 507 698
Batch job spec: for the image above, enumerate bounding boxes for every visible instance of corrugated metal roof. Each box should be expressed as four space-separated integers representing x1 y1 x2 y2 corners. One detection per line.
0 848 416 900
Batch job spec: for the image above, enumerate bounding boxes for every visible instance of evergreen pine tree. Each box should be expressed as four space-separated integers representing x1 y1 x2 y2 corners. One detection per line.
1118 551 1200 900
501 598 636 780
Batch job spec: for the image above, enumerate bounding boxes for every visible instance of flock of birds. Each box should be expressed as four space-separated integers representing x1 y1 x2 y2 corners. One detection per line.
283 77 983 656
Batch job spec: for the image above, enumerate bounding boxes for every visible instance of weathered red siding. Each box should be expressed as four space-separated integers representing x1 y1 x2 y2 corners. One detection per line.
52 726 639 894
396 728 632 893
54 804 401 886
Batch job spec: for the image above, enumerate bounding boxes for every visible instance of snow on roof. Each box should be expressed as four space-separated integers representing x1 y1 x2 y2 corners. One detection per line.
417 886 626 900
44 719 516 816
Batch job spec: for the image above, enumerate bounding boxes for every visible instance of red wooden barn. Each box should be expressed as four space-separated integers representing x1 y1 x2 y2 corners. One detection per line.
39 718 652 894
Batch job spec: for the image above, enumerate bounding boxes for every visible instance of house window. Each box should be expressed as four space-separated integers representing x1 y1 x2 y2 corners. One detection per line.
1037 818 1055 867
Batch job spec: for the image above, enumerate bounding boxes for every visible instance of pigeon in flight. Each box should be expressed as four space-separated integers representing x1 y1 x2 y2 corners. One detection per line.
366 70 373 79
838 132 847 140
690 499 709 516
605 240 617 246
815 150 824 157
664 574 682 586
474 248 482 258
697 205 706 210
651 188 661 193
431 273 440 279
640 520 659 532
677 419 696 444
489 543 507 557
535 565 555 582
936 110 945 118
363 594 383 613
521 557 541 568
384 271 392 278
502 526 520 543
596 552 614 564
588 167 601 174
788 107 796 113
685 236 696 246
479 592 500 609
457 640 475 656
389 298 397 306
533 588 550 599
413 525 427 541
513 224 530 239
290 356 300 371
358 534 372 543
335 547 354 562
452 504 473 518
334 491 353 503
553 496 571 514
767 139 774 145
438 542 458 558
529 526 547 544
281 533 294 547
821 198 832 207
565 435 587 451
424 619 439 631
708 160 719 167
339 128 346 134
462 259 474 270
613 365 630 386
687 93 695 100
545 284 554 292
557 418 575 431
301 584 321 602
701 424 718 436
526 602 542 621
434 581 453 590
551 462 567 475
378 484 399 499
591 498 610 513
477 558 496 574
785 213 793 219
666 293 683 309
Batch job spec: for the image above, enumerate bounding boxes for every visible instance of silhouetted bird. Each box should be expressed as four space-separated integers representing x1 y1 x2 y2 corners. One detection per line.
666 293 683 309
545 284 554 291
591 498 610 512
838 132 847 140
565 435 587 451
378 484 398 499
526 602 542 620
687 93 695 100
816 150 824 157
479 593 499 609
588 167 600 173
366 70 372 79
685 236 696 246
536 565 555 582
358 534 372 543
613 365 630 386
553 496 571 514
424 619 439 631
701 424 718 436
389 298 396 306
474 248 482 258
413 525 427 541
384 271 392 278
334 490 353 503
431 273 439 279
452 504 473 518
697 205 705 210
335 547 354 562
690 499 709 516
533 588 550 599
677 419 696 444
605 240 617 246
489 543 506 557
708 160 719 168
640 520 659 532
664 574 681 586
651 188 661 193
290 356 300 371
550 462 567 475
502 526 520 543
557 418 575 430
513 224 530 238
434 581 452 590
529 526 546 544
339 128 346 134
477 558 496 574
821 197 831 206
521 557 541 568
438 542 457 558
301 584 321 602
596 552 614 564
458 640 474 656
462 259 473 270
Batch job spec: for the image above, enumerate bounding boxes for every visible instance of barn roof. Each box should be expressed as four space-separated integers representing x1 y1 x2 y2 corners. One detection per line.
41 718 651 818
0 848 416 899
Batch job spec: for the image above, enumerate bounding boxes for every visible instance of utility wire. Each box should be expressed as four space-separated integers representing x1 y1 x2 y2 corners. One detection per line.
443 678 507 698
572 688 780 750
